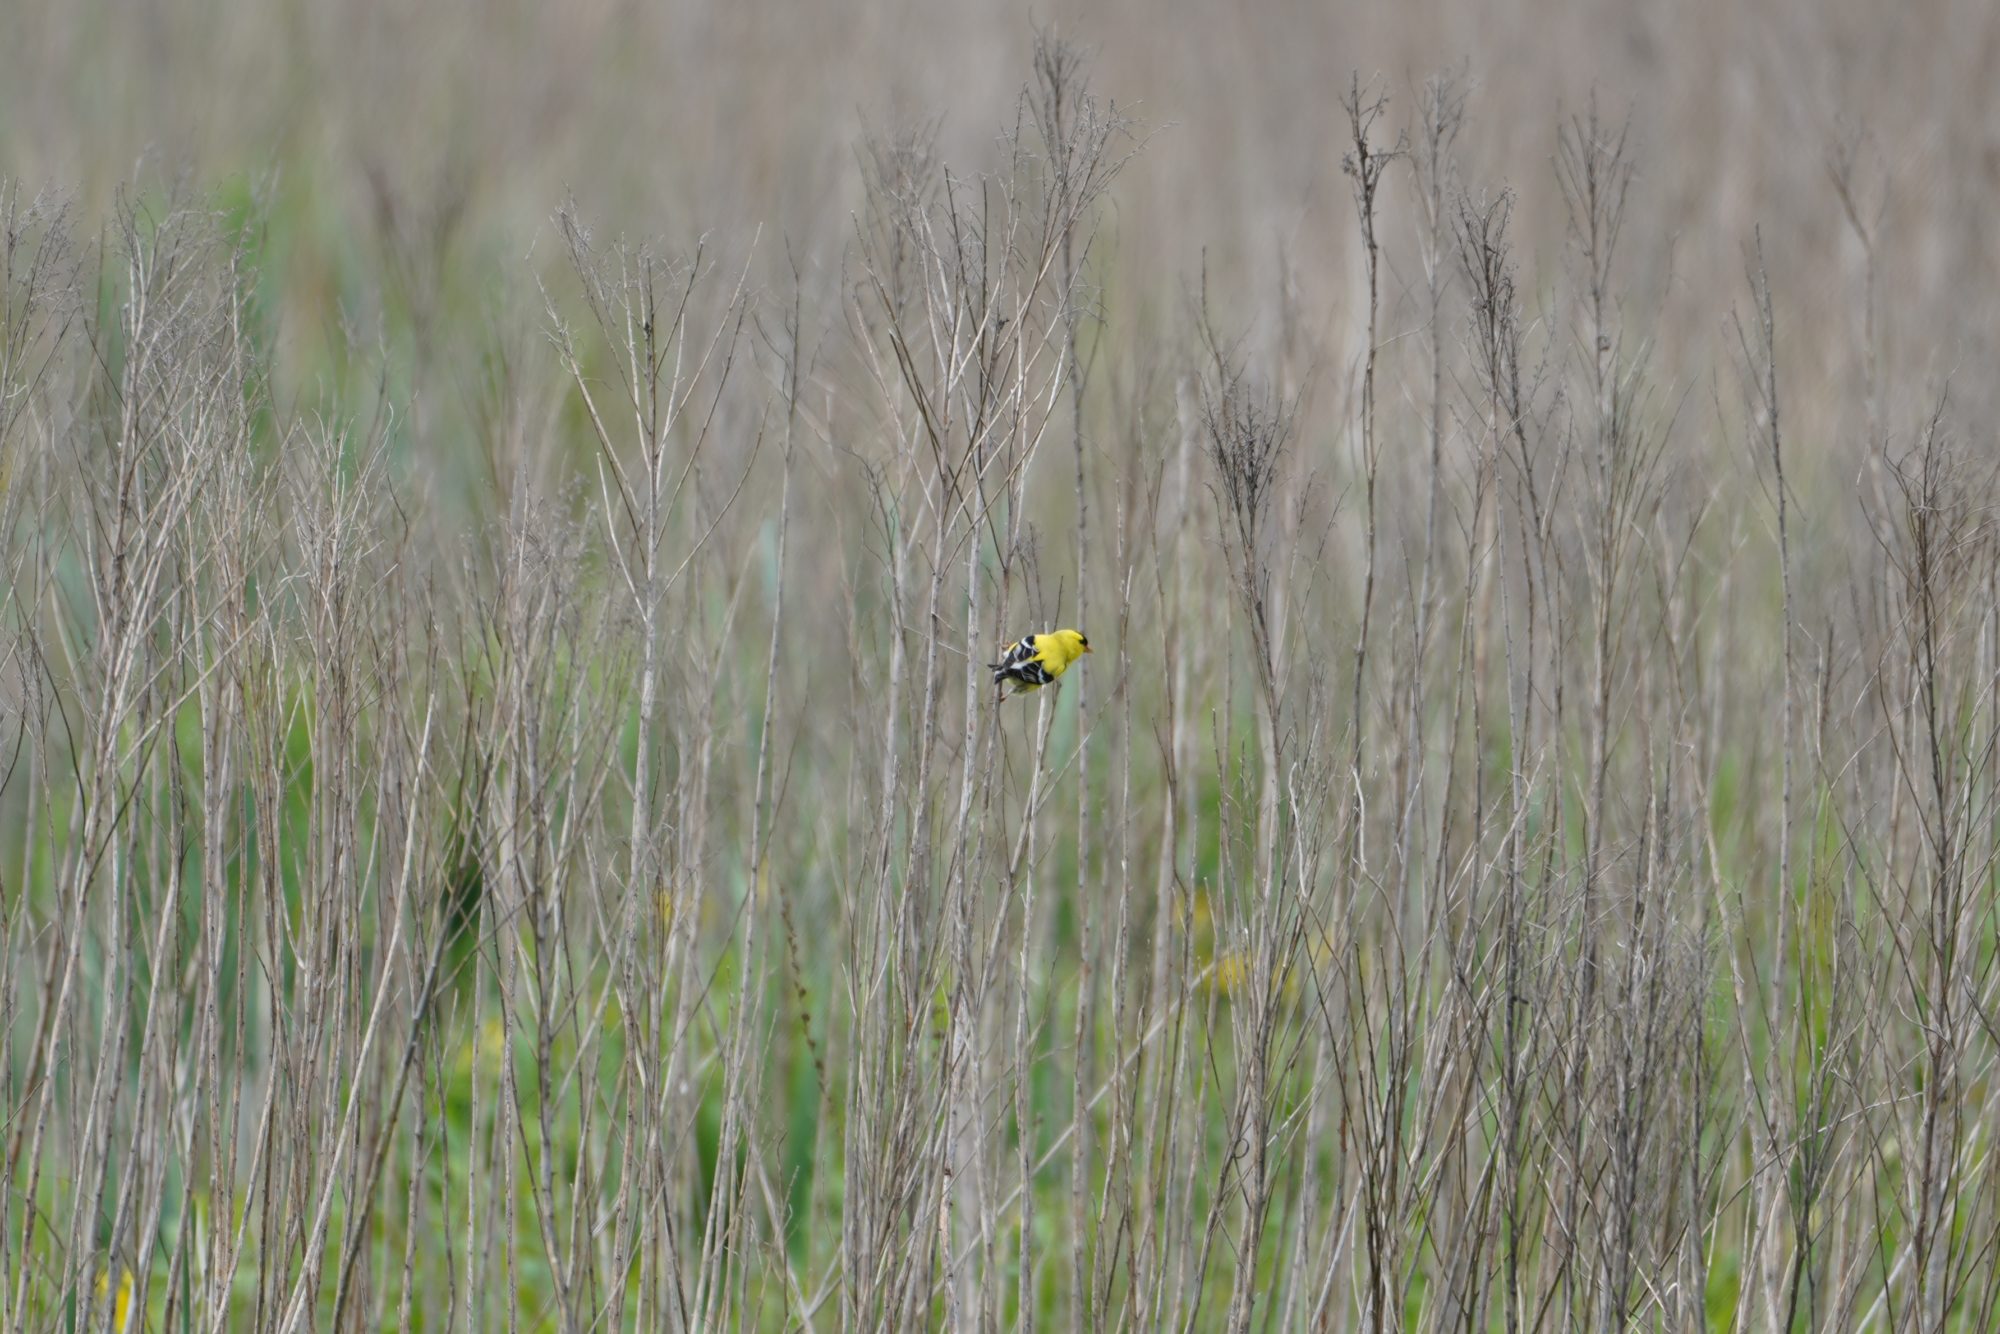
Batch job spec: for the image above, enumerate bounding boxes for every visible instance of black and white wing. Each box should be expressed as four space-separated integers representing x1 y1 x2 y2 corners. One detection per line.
989 634 1055 692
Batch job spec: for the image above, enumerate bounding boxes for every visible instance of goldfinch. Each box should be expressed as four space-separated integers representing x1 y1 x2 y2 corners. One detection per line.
989 628 1093 697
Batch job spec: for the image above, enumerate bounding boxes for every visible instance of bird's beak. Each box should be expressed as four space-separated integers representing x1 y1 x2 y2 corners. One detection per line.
1084 644 1094 653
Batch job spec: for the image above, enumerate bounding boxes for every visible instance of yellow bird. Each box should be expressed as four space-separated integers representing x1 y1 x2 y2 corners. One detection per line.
989 628 1093 697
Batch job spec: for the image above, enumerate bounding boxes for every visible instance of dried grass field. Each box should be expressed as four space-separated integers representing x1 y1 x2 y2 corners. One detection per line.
5 0 2000 1328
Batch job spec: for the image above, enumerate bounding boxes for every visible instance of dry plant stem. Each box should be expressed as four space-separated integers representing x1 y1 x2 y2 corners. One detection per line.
1337 74 1407 1334
1195 300 1293 1334
1397 68 1463 941
1030 32 1100 1333
1339 75 1400 882
1553 98 1634 1322
1734 233 1806 1334
1558 94 1627 1072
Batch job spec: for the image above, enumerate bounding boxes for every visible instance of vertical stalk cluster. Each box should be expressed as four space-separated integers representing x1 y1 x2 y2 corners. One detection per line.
3 55 2000 1334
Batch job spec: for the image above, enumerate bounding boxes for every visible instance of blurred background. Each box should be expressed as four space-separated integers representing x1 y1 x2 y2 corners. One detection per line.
9 0 1996 484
